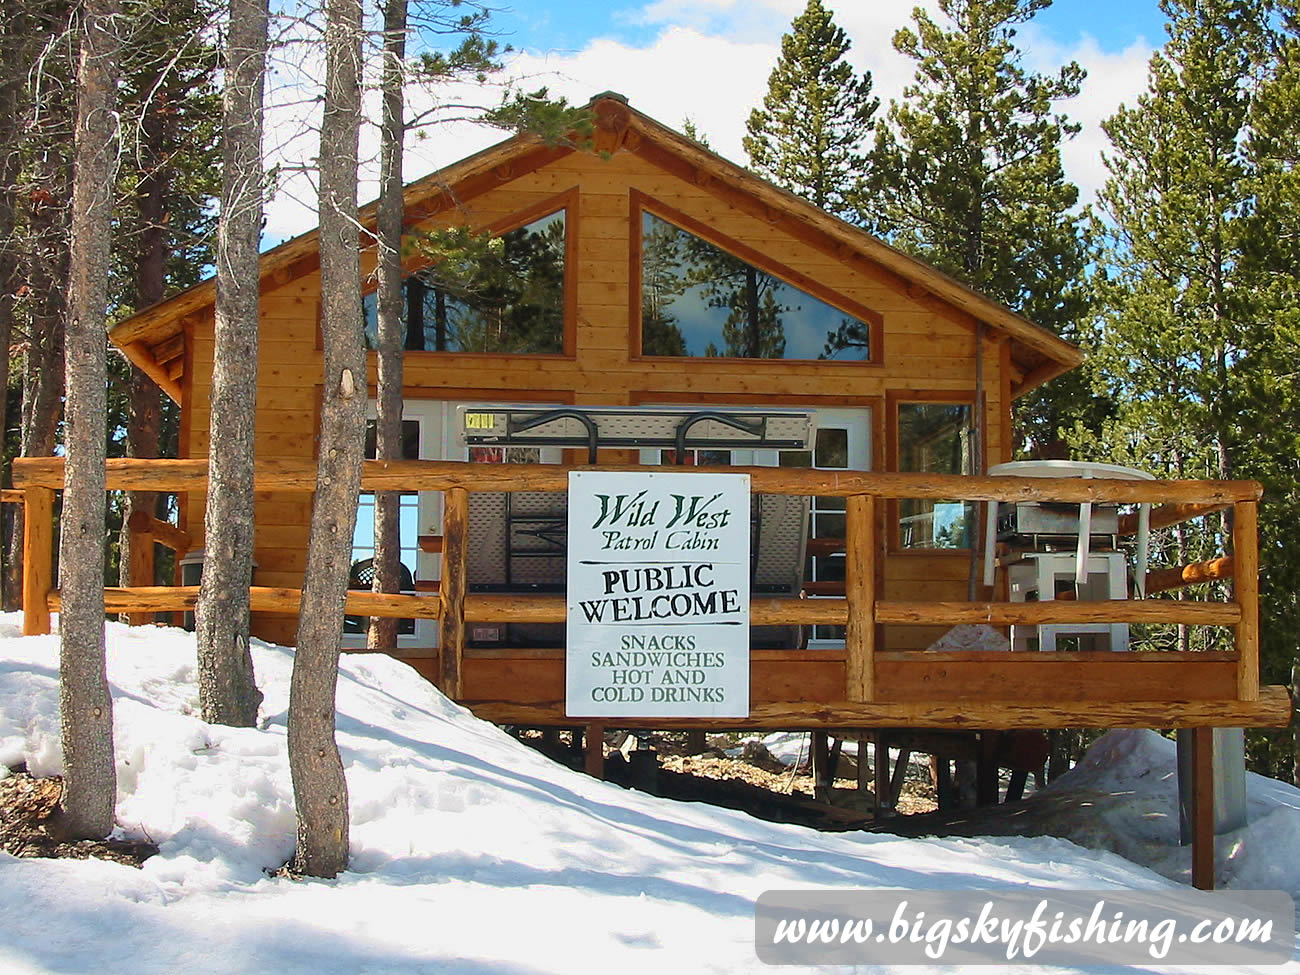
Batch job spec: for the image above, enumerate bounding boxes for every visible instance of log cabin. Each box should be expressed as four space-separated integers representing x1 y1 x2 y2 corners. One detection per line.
11 93 1288 887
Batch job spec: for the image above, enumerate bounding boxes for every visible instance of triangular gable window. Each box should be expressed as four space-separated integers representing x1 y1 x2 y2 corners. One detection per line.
364 209 566 354
640 210 874 361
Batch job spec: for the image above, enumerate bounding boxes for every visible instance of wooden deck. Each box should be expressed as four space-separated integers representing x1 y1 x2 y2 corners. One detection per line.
10 456 1289 732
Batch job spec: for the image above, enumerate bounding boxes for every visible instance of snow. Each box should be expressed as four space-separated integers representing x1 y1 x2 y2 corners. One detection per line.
0 615 1297 973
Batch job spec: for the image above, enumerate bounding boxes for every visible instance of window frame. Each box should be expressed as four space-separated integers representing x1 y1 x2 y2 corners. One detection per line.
629 190 884 366
886 390 979 554
351 186 580 359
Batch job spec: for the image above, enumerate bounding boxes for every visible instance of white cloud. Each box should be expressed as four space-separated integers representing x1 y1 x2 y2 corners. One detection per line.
256 1 1158 244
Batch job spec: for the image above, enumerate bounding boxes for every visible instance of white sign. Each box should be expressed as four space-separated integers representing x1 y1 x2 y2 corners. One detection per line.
566 471 751 718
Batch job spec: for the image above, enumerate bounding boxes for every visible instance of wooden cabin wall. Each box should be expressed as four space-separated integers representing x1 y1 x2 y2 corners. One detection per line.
180 146 1009 650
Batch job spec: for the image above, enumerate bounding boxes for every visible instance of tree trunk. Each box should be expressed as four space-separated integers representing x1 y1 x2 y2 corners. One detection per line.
55 0 122 840
0 1 26 608
193 0 268 727
118 76 168 595
6 99 70 609
288 0 363 878
368 0 407 652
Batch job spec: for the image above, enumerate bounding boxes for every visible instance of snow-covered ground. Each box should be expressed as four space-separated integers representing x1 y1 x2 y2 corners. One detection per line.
1 615 1297 974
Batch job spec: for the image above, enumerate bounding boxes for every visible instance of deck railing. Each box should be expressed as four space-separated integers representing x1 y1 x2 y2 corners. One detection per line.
10 456 1288 729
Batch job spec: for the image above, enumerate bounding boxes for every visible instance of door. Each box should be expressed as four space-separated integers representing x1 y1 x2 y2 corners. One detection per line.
641 407 872 649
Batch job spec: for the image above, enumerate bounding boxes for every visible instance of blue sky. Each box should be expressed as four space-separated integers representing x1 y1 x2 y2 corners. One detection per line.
491 1 1169 57
264 0 1169 241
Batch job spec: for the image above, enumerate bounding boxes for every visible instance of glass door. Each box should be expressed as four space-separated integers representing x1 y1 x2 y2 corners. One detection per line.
641 407 872 649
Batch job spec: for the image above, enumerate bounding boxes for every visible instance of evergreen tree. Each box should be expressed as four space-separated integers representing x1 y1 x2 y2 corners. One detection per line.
289 0 364 879
194 0 268 728
743 0 877 219
58 0 123 840
1234 2 1300 775
115 0 221 600
1091 0 1267 490
368 0 409 651
866 0 1096 455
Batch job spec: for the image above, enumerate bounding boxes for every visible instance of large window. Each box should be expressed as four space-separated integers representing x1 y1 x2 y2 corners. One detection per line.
363 210 566 355
897 402 975 549
640 211 873 361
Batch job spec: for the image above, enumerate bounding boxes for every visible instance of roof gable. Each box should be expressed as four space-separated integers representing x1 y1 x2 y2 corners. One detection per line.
111 93 1081 403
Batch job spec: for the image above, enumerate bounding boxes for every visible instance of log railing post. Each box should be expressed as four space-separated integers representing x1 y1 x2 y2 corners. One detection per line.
126 527 155 626
439 487 468 699
1233 500 1259 701
22 487 54 636
845 494 875 702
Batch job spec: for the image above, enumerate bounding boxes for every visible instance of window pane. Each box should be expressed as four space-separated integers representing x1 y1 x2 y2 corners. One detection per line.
778 449 812 468
469 446 542 464
897 402 974 549
364 211 565 355
365 419 420 461
640 212 871 360
660 449 732 466
815 428 849 468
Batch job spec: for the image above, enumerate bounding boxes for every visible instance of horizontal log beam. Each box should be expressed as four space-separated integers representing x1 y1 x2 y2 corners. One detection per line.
461 594 849 625
1119 501 1230 536
121 341 182 405
10 457 1263 506
50 586 444 619
465 685 1293 729
1146 557 1235 596
875 600 1240 626
126 510 193 554
0 490 23 505
55 584 1241 629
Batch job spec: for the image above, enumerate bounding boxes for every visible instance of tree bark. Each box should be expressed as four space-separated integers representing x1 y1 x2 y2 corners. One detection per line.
0 1 27 609
288 0 363 878
118 71 167 594
368 0 407 652
5 79 70 610
193 0 268 727
55 0 122 840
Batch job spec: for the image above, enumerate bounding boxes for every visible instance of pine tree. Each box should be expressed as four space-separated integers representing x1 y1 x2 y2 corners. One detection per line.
1234 1 1300 777
743 0 877 219
288 0 364 879
116 0 221 602
1087 0 1278 679
866 0 1095 455
57 0 123 840
367 0 408 652
1090 0 1268 501
194 0 268 727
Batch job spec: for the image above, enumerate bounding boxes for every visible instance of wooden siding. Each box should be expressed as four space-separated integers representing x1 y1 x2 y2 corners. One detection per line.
180 146 1004 645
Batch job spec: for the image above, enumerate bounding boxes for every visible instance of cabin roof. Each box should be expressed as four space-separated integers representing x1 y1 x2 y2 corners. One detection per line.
109 93 1083 405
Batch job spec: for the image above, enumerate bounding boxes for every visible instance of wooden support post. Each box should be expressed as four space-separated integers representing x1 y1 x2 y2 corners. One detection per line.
889 748 911 807
811 733 832 800
1191 726 1216 890
874 731 892 818
827 736 844 783
935 757 954 811
811 731 830 801
22 488 53 636
1005 769 1028 803
126 531 155 626
584 723 605 779
857 733 871 795
1233 501 1259 701
845 494 875 702
439 486 468 699
977 731 1000 806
